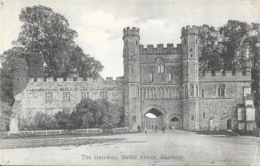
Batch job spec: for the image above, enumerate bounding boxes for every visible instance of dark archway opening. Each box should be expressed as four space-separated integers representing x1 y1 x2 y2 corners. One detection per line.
227 119 232 130
144 108 164 130
169 117 179 130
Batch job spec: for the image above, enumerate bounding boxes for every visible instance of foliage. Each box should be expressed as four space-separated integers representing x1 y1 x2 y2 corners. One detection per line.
0 101 12 131
219 20 249 70
54 111 73 129
14 5 103 78
198 25 222 71
12 57 28 96
33 112 59 130
72 98 123 129
26 52 44 78
0 47 25 105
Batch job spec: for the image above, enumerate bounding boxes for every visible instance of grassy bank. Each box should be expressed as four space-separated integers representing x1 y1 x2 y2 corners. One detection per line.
0 137 125 149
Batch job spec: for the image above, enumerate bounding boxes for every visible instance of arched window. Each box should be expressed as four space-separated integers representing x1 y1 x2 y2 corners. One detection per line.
185 85 188 98
190 84 194 97
203 112 206 118
168 72 172 82
149 69 153 82
156 58 165 73
196 85 198 97
202 89 205 97
217 84 226 97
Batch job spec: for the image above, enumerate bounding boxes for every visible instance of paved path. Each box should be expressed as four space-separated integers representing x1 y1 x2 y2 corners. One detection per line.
1 130 259 165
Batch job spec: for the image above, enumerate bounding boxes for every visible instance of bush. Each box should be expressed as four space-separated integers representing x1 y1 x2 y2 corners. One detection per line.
0 101 12 131
71 98 124 129
34 112 59 130
54 111 74 129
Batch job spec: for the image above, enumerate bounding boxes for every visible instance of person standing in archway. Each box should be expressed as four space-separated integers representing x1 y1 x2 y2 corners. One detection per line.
162 126 165 133
144 126 147 134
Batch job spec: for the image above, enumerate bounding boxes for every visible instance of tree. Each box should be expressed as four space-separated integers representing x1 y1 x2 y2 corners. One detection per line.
0 101 12 131
72 98 123 129
198 24 222 71
26 52 44 78
13 5 103 78
219 20 249 71
12 57 28 96
0 47 26 105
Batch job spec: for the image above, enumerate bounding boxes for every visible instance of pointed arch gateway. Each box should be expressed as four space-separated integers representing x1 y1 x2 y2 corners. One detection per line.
168 114 183 130
141 105 166 130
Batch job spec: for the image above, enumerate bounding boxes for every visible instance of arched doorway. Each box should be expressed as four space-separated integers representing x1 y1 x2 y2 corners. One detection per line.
227 119 232 130
170 117 179 130
142 107 165 130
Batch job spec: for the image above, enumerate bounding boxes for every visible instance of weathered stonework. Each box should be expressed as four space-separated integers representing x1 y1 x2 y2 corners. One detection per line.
17 26 257 134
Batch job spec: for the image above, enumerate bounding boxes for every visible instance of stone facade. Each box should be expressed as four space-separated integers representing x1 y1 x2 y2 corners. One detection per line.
17 25 257 133
19 77 124 121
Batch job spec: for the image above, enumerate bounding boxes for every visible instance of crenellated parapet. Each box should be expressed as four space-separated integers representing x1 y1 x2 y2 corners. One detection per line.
123 27 139 38
29 77 103 83
29 76 124 84
139 43 182 55
105 76 124 82
181 25 199 36
199 69 252 82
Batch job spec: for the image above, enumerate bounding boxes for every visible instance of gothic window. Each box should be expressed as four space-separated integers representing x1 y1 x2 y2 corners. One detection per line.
149 72 153 82
156 58 164 73
168 72 172 82
46 92 53 102
190 84 194 97
133 116 136 123
63 92 70 101
185 85 188 98
217 84 226 97
202 89 205 97
191 115 194 120
196 85 198 97
203 112 206 118
136 85 139 98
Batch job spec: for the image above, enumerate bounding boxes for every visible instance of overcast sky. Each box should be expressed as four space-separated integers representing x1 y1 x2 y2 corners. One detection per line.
1 0 260 78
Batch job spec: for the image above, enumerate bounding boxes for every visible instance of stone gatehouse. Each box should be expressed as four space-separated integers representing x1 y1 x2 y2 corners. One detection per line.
17 25 257 132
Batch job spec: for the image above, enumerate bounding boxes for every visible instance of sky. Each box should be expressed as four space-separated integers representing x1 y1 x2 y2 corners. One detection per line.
1 0 260 78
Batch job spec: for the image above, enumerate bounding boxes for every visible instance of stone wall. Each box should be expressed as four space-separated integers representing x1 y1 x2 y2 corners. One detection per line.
198 80 251 131
140 53 182 85
21 77 124 119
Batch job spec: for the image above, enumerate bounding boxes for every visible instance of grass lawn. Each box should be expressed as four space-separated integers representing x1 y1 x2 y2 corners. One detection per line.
0 137 125 149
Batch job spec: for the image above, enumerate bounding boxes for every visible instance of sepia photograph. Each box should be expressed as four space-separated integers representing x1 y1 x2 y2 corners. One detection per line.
0 0 260 165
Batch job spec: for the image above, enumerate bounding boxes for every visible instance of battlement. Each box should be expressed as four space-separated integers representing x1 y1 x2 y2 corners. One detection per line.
182 25 199 36
29 76 124 83
123 27 139 37
139 43 182 55
105 77 124 82
200 69 252 82
29 77 103 83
